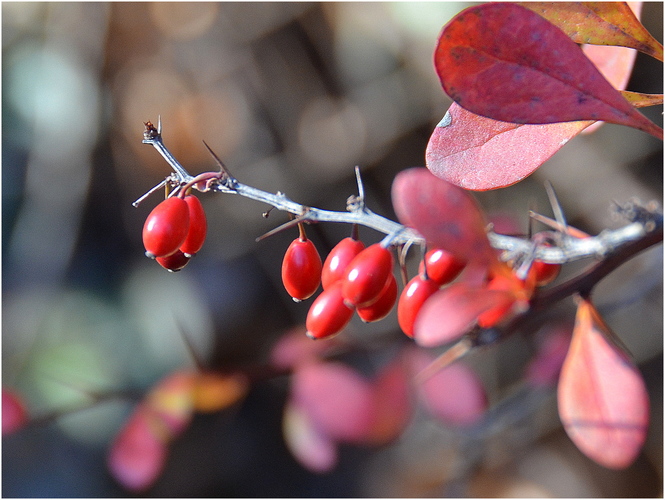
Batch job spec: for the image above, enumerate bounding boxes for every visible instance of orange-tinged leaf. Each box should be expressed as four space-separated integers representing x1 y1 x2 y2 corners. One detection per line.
522 2 663 61
192 372 249 413
620 90 664 108
426 103 594 190
435 3 662 139
413 282 516 347
391 167 496 265
108 404 169 491
558 298 649 469
145 371 196 439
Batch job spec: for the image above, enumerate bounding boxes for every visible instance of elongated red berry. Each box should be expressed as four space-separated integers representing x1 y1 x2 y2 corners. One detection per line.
180 195 207 257
397 274 440 337
321 237 365 289
418 248 466 286
356 273 397 323
306 281 355 339
143 197 190 258
342 243 394 307
156 250 190 272
282 226 323 301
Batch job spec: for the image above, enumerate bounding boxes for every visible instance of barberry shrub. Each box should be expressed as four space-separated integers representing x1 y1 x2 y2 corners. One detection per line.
5 2 661 496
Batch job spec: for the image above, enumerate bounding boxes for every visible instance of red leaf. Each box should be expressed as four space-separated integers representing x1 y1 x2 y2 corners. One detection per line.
391 167 496 266
435 3 662 139
366 355 413 445
2 389 28 436
426 103 593 190
413 282 516 347
557 298 649 469
269 327 342 370
522 2 663 61
291 361 375 443
412 351 487 427
283 399 338 473
108 404 168 491
524 325 573 388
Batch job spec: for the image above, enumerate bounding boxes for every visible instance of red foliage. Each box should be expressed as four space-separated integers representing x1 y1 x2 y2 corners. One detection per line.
2 388 28 436
558 298 650 469
434 3 662 138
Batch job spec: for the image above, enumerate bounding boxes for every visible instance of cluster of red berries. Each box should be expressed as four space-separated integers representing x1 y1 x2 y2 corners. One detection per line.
279 225 460 339
281 225 562 340
142 193 208 271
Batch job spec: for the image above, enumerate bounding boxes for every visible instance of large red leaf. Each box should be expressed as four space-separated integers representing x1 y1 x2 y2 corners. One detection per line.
426 103 594 190
557 298 649 469
435 3 662 139
391 167 496 266
522 2 663 61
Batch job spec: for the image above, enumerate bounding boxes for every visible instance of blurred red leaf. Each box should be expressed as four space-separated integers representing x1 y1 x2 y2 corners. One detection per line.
412 351 487 427
426 103 593 190
391 167 496 266
435 3 662 139
2 388 28 436
283 399 338 473
291 361 375 443
522 2 663 61
413 282 516 347
557 298 649 469
366 355 413 445
108 404 169 492
269 327 342 370
524 325 573 388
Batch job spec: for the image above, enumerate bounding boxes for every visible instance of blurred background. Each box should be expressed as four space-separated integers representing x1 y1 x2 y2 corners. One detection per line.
2 2 662 497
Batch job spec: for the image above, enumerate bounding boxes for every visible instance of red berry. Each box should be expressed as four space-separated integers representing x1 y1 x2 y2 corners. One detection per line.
357 273 398 323
342 243 394 307
142 197 190 258
397 275 440 338
156 250 190 272
282 232 323 301
418 248 466 286
321 237 365 289
306 281 355 339
529 259 561 287
180 195 207 257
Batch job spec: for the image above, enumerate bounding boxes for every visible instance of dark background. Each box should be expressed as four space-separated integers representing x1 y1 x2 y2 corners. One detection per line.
3 3 662 496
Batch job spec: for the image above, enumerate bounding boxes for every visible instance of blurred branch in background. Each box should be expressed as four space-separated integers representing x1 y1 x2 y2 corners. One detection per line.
2 2 662 497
